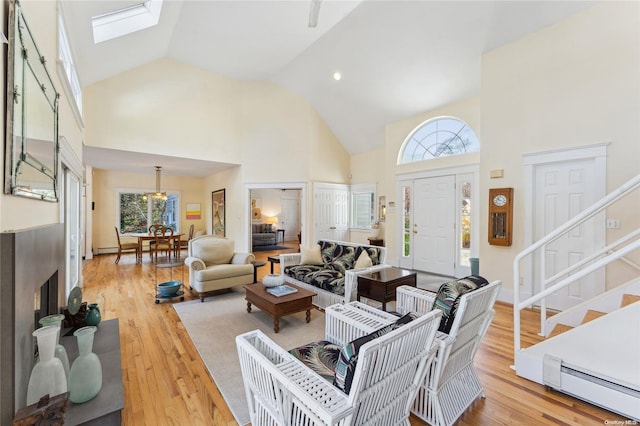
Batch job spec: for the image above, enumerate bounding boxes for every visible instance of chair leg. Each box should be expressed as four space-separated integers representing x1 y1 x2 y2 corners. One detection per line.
115 249 121 264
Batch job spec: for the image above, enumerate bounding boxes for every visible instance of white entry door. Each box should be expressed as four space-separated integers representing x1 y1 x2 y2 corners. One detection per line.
533 159 605 310
313 184 349 242
281 197 300 242
413 175 456 275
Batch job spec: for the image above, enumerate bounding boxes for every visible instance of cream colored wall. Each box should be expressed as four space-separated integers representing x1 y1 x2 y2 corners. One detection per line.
92 169 206 251
349 148 386 244
480 1 640 292
381 2 639 293
84 59 242 164
1 0 84 231
384 96 481 266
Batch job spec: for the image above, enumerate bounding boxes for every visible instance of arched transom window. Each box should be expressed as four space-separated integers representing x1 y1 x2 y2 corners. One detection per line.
399 117 479 164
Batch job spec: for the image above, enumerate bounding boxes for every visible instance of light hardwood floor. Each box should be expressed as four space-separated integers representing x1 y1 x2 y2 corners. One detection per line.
81 242 627 425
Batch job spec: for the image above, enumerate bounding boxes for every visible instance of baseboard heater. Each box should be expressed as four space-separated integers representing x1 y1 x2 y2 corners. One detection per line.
544 354 640 421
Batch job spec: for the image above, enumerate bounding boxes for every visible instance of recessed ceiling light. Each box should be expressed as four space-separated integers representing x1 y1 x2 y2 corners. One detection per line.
333 72 342 81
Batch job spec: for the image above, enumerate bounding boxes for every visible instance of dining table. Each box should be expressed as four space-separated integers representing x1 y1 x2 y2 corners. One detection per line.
124 233 184 263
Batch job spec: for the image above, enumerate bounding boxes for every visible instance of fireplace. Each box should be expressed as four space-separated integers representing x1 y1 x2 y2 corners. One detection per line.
0 224 65 424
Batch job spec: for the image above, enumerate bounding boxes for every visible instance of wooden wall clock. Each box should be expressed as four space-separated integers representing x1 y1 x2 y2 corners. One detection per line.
488 188 513 246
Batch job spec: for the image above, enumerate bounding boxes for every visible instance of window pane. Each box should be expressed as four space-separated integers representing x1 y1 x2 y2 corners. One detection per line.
120 193 148 233
353 192 373 228
399 117 479 164
460 181 471 267
403 186 411 257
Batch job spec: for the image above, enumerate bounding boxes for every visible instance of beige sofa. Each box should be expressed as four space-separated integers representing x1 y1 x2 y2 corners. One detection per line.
185 236 255 302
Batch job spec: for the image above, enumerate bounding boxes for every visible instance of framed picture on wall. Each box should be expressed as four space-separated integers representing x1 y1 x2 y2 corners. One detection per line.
212 189 226 237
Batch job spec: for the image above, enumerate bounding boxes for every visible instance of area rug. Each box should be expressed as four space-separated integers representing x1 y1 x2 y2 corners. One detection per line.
173 288 325 425
251 244 289 251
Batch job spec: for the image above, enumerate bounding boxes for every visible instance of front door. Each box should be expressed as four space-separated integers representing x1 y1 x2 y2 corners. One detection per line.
413 175 456 275
533 159 605 310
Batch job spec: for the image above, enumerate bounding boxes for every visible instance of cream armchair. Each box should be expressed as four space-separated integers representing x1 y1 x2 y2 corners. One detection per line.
185 236 255 302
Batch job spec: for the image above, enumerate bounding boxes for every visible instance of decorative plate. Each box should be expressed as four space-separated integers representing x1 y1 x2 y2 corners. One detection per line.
67 286 83 315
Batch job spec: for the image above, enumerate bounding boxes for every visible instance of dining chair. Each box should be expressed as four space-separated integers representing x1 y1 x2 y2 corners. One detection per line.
114 227 140 264
153 226 174 262
175 224 194 255
148 223 163 260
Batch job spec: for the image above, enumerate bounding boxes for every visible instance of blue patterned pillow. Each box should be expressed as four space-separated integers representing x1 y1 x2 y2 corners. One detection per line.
432 275 489 334
333 313 414 394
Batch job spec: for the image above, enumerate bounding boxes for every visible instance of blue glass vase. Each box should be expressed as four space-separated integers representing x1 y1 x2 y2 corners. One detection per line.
68 326 102 403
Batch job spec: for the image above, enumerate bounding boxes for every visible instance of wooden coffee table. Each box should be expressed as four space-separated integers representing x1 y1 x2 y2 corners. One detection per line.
244 283 316 333
357 267 417 311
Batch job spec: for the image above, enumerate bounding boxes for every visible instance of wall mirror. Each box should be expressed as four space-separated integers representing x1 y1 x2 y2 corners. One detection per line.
4 0 60 202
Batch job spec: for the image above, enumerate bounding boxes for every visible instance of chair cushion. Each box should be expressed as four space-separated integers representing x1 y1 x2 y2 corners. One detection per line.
195 263 254 281
288 340 341 383
431 275 489 334
333 313 414 394
191 237 234 265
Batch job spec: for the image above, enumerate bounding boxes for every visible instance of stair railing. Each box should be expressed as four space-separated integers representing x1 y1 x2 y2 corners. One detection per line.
513 174 640 359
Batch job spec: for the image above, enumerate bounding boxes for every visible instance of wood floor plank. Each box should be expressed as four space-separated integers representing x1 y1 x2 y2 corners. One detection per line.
81 242 629 425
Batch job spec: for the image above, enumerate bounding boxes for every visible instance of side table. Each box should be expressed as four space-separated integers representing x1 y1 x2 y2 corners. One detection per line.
252 260 266 283
267 255 280 274
276 229 285 243
155 257 185 303
357 267 417 311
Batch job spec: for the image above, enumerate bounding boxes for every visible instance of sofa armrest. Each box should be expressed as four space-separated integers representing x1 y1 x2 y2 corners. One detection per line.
396 285 436 316
236 330 352 425
343 263 392 303
232 252 255 265
279 253 302 272
185 256 206 271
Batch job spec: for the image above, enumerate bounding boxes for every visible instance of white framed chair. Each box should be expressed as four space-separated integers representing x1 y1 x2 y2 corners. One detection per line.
395 279 502 426
236 306 442 426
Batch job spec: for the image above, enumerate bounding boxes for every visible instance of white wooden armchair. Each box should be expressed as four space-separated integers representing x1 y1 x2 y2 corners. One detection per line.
396 280 502 426
236 305 442 426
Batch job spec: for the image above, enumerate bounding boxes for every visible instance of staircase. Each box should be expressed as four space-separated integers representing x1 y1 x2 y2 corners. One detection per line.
512 174 640 421
548 291 640 338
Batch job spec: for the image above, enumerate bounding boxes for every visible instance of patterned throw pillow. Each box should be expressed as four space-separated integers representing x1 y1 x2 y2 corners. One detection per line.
431 275 489 334
289 340 341 383
333 313 414 394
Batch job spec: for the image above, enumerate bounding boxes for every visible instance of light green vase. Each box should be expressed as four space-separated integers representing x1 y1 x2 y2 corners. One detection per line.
68 326 102 403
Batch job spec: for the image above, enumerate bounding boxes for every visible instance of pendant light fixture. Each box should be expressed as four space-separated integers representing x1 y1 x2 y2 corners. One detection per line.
143 166 167 201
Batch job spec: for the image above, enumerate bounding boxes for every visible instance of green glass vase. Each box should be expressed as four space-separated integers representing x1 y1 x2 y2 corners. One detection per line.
68 326 102 403
85 303 101 326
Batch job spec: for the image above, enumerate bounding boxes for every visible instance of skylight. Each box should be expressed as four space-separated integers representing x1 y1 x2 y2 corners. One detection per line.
92 0 163 44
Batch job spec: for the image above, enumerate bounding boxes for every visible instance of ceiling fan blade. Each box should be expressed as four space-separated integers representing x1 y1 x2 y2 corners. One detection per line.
308 0 322 28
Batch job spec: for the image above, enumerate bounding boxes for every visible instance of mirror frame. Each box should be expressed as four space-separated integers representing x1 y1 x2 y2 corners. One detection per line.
4 0 60 202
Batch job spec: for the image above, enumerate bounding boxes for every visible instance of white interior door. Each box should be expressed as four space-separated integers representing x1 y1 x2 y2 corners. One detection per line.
313 184 349 242
64 168 81 295
413 175 456 275
281 197 300 242
533 159 604 310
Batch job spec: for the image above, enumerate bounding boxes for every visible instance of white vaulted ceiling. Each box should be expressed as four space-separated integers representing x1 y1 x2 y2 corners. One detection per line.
65 0 598 175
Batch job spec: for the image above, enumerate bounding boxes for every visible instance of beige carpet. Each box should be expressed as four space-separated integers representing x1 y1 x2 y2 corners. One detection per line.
173 288 325 425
